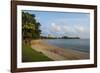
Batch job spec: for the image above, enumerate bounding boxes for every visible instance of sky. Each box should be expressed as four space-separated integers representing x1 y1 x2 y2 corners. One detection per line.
23 10 90 39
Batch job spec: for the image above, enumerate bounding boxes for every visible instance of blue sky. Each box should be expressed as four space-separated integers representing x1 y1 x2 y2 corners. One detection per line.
23 10 90 39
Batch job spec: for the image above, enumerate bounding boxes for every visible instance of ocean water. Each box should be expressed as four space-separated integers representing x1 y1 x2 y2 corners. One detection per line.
43 39 90 53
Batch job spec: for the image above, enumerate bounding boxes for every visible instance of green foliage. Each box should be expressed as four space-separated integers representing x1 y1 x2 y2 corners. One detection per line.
22 43 53 62
22 12 41 41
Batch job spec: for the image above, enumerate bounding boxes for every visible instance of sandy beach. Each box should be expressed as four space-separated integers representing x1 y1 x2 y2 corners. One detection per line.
31 39 89 60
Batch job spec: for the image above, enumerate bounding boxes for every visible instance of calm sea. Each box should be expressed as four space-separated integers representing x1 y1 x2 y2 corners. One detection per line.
43 39 90 53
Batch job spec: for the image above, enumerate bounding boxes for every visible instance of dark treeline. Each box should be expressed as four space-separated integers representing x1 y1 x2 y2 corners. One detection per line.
40 36 80 39
61 36 80 39
22 12 41 44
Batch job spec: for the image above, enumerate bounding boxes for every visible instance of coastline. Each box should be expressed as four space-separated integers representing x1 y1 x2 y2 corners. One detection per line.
31 39 89 61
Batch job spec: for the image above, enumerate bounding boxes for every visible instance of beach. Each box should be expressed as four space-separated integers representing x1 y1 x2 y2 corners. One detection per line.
31 39 89 61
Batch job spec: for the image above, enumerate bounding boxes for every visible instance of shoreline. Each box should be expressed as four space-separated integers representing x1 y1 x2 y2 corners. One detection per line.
31 39 89 60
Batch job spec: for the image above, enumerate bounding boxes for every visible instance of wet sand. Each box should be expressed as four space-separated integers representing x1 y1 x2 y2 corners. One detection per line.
31 40 89 60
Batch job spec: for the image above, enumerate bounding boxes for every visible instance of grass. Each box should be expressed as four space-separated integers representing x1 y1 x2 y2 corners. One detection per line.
22 43 53 62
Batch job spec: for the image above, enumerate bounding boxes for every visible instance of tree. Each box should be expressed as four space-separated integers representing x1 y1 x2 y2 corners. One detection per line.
22 12 41 44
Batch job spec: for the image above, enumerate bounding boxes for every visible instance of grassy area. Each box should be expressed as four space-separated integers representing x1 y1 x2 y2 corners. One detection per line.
22 43 53 62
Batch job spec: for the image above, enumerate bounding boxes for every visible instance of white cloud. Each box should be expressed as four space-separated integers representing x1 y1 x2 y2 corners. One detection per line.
47 22 89 38
51 22 61 32
63 26 68 32
75 26 85 33
50 22 77 36
74 25 90 38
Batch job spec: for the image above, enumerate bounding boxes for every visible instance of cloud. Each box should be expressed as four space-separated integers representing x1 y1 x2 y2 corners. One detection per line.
74 25 90 38
75 26 85 33
51 23 61 32
63 26 69 32
42 21 89 38
50 22 75 37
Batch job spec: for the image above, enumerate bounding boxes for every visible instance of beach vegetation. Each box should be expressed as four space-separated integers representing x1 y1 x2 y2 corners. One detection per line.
22 43 53 62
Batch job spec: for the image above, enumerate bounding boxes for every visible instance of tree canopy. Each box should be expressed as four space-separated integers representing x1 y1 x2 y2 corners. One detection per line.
22 12 41 42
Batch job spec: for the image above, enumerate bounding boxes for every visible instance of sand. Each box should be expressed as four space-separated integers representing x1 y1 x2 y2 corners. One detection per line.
31 39 89 61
